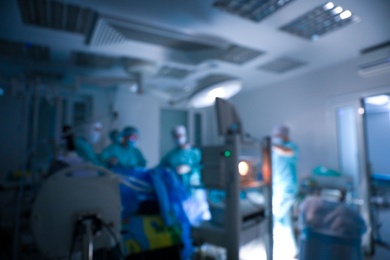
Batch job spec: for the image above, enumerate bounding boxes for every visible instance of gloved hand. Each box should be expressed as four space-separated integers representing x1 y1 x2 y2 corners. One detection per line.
176 164 191 175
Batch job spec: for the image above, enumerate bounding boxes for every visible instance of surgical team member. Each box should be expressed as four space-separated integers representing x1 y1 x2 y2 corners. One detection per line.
101 126 147 168
101 129 121 167
271 124 298 259
159 125 201 192
159 125 210 225
74 120 104 166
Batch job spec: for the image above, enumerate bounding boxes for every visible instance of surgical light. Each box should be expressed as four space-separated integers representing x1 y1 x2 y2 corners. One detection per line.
238 161 250 176
365 95 390 105
340 10 352 20
188 75 242 108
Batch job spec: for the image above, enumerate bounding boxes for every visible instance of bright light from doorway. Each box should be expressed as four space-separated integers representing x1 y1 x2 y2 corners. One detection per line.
365 95 390 105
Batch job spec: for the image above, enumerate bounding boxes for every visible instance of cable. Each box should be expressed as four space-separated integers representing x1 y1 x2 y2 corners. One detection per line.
68 220 83 260
101 221 125 260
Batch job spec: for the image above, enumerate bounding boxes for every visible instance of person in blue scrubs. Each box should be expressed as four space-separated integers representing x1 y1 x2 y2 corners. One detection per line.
271 124 298 259
159 125 201 192
74 121 104 166
101 126 147 169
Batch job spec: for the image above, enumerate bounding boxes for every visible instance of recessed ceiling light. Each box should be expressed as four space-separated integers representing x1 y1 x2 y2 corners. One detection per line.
280 3 357 40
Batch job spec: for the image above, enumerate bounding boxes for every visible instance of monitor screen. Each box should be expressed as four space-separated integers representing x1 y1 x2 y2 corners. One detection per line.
215 97 243 137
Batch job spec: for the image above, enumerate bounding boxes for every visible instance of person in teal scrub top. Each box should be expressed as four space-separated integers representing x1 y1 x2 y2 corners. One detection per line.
74 121 104 166
101 126 146 169
159 125 201 193
271 124 298 259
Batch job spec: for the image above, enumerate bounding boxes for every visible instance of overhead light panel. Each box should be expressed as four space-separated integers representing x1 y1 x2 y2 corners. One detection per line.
280 2 358 40
188 75 242 108
213 0 296 22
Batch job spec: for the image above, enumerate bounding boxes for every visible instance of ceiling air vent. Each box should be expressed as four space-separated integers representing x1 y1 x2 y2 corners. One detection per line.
217 44 264 64
157 66 192 79
213 0 296 22
71 51 119 68
358 41 390 77
257 57 306 73
18 0 97 35
0 38 50 61
87 15 228 52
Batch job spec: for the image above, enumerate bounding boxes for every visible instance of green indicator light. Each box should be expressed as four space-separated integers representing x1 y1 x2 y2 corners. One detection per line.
224 150 231 157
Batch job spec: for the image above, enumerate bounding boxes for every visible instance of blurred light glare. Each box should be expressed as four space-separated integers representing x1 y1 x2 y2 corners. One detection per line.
332 6 343 15
323 2 334 10
238 161 249 176
340 10 352 20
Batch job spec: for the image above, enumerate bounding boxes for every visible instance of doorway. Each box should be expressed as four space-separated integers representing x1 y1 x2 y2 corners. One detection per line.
160 109 188 158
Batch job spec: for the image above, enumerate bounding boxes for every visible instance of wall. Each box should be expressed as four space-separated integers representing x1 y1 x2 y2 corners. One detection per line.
366 111 390 174
231 57 390 177
110 87 162 167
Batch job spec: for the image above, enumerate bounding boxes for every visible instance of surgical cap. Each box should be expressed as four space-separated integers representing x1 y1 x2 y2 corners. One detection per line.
272 125 289 137
172 125 187 136
122 126 138 136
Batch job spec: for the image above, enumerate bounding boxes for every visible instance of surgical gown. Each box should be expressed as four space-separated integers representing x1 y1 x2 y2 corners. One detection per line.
272 141 298 259
101 144 146 169
74 137 103 166
159 146 201 192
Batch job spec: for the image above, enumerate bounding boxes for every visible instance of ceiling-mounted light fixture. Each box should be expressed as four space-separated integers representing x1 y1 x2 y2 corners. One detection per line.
188 74 242 108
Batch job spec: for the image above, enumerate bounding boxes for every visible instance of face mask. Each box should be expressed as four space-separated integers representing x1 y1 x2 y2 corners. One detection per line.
175 136 187 146
127 140 136 147
272 137 284 146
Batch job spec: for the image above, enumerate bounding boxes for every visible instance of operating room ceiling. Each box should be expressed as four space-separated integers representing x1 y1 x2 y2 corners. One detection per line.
0 0 389 99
